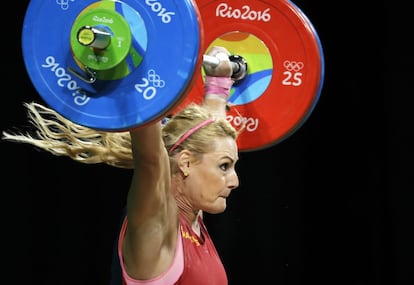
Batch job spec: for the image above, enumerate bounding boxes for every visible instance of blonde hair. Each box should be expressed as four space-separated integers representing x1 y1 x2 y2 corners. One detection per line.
2 102 238 169
163 103 237 155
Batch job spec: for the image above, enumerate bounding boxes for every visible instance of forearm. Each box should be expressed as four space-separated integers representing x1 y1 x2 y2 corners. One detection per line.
202 93 227 119
129 121 166 168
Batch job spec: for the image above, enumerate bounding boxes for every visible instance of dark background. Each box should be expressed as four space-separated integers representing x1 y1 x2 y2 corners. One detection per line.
2 1 409 285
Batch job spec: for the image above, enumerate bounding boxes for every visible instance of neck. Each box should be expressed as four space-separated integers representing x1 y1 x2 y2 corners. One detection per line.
178 203 203 237
172 177 203 236
177 201 201 224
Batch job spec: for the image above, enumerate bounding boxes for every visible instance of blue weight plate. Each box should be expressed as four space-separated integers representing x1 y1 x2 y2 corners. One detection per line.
22 0 201 131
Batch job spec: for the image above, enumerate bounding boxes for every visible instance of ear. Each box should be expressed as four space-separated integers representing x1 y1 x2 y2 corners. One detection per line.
177 150 191 173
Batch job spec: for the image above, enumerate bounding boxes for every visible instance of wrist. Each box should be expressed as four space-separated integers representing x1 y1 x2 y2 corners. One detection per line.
204 75 234 99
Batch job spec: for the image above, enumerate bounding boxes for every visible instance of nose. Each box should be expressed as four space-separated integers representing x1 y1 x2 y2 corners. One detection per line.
228 170 239 190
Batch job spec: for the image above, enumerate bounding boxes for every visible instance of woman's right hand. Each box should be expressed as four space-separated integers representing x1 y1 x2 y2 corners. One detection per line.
203 46 233 77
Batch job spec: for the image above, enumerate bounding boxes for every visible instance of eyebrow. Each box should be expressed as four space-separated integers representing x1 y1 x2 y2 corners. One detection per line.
222 154 238 163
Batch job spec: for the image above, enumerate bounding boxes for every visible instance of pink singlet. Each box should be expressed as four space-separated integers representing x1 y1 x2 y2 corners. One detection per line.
117 213 227 285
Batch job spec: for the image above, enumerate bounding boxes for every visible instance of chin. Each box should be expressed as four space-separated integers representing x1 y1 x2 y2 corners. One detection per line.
203 199 227 214
206 209 226 215
208 203 227 214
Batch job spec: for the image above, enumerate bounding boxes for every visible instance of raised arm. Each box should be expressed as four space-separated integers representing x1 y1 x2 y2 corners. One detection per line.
122 46 235 281
123 120 175 280
202 46 234 119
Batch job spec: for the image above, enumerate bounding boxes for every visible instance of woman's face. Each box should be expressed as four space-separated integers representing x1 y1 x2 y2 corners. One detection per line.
183 136 239 214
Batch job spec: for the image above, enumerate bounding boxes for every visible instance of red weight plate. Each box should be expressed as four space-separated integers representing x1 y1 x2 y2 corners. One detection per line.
174 0 325 151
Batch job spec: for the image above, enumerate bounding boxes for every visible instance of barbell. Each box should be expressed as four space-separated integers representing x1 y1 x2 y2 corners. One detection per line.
21 0 324 152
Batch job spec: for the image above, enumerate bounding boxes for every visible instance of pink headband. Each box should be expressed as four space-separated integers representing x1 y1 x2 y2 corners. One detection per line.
169 118 215 153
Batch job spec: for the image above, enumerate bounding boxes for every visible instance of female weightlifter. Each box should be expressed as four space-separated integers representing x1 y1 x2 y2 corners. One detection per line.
3 46 240 285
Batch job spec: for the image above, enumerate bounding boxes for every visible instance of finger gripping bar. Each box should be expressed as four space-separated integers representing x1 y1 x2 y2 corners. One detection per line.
203 54 247 81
